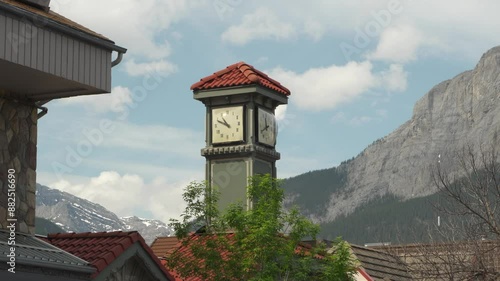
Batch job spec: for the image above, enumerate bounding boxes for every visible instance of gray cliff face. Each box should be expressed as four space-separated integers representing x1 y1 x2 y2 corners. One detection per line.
322 47 500 222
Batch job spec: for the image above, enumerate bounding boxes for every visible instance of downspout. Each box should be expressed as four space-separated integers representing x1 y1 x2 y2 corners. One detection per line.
112 51 124 67
35 100 50 119
2 96 50 119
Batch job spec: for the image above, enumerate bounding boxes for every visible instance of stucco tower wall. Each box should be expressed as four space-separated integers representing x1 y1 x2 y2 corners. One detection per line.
0 98 37 235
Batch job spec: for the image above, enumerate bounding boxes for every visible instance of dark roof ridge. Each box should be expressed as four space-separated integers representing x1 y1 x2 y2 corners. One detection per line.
48 231 140 238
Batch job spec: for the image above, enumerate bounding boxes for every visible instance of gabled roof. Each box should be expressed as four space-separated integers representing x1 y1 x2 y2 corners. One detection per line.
44 231 175 280
0 230 94 274
190 61 291 96
150 236 180 258
350 244 412 280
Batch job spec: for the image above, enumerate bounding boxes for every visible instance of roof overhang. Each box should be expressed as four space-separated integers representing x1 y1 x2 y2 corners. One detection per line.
0 231 96 276
0 1 127 101
193 85 288 106
0 1 126 53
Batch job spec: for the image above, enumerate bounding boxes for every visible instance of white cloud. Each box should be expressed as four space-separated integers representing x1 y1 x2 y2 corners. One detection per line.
220 1 500 61
303 20 325 41
81 159 203 184
171 31 183 42
56 86 133 114
124 59 178 77
274 105 290 133
268 61 377 111
221 7 296 45
349 116 373 126
380 64 408 92
50 0 202 77
51 171 144 216
275 105 287 122
331 112 346 124
266 60 410 112
368 25 423 63
51 0 195 59
51 171 191 222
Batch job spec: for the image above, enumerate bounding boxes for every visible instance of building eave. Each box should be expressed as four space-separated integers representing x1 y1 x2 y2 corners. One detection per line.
0 1 127 53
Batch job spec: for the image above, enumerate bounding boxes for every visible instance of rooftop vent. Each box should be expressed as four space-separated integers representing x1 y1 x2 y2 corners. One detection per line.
17 0 50 12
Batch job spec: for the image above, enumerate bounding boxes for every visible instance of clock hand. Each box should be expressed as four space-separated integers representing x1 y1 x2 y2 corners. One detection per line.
217 119 230 128
260 116 270 133
221 117 231 128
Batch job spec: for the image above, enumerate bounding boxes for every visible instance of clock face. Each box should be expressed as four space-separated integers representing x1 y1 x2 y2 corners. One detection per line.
257 108 276 147
212 106 244 144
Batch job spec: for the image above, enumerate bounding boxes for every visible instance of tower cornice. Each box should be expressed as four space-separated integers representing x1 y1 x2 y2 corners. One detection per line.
201 144 280 161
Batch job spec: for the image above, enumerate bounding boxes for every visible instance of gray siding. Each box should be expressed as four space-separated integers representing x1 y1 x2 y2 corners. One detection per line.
0 11 112 91
211 160 249 212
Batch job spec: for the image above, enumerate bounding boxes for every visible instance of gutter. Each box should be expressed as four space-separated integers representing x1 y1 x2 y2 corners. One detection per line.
0 2 127 54
7 256 97 275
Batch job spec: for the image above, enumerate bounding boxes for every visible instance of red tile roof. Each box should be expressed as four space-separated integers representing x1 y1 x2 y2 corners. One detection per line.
160 259 200 281
150 236 180 258
44 231 175 280
161 233 237 281
190 61 291 96
159 233 324 281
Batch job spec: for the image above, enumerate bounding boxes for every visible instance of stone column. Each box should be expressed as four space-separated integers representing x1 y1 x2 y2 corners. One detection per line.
0 98 37 235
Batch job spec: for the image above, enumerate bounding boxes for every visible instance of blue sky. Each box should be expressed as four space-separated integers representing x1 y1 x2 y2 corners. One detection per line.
36 0 500 222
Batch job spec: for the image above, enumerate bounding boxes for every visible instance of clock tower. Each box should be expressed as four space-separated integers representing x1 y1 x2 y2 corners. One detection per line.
191 62 290 211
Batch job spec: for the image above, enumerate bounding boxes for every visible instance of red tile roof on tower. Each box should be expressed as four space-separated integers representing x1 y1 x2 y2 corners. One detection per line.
190 61 291 96
43 231 175 280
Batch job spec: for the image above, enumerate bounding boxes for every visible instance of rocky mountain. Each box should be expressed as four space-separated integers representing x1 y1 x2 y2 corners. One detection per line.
35 217 64 236
284 46 500 225
36 184 172 245
120 216 172 244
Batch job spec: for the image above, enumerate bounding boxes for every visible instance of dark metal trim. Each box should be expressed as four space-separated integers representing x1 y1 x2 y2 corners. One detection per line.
35 100 49 119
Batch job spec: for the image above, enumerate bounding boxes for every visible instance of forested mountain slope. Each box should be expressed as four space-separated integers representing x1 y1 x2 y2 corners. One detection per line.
283 46 500 242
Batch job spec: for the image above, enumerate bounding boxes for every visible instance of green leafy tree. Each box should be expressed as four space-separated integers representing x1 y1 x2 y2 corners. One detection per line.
168 174 358 281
